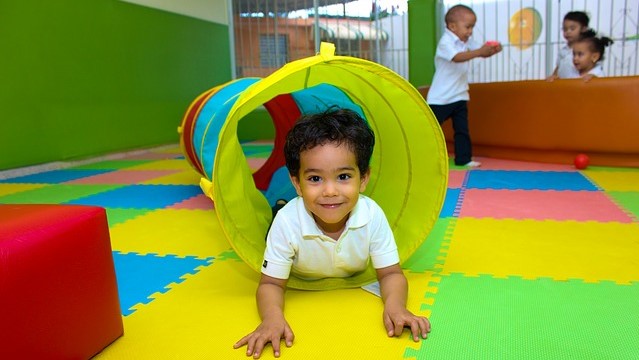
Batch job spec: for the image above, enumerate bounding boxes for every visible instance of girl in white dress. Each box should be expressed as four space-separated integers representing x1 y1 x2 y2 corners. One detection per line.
572 34 614 82
547 11 591 80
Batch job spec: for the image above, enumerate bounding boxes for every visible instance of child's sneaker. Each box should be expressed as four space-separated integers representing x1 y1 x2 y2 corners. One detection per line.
463 160 482 168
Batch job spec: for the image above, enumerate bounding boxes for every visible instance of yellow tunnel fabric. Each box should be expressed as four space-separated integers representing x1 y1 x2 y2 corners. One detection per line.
208 43 448 290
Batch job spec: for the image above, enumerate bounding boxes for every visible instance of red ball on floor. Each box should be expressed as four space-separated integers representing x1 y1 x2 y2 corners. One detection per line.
574 154 589 169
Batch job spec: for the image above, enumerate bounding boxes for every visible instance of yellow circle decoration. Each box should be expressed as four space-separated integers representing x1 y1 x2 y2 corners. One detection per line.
509 7 543 50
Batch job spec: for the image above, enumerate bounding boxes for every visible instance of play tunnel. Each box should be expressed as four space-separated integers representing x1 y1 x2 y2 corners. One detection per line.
178 43 448 290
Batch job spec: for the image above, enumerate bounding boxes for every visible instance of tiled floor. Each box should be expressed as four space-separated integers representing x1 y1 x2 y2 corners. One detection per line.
1 144 637 359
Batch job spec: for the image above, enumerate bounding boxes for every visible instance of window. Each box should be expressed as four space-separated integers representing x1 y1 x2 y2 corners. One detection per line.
259 34 288 68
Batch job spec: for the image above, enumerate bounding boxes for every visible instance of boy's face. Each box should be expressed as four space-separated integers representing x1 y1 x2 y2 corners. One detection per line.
562 19 586 44
290 142 369 236
448 10 476 43
572 41 599 72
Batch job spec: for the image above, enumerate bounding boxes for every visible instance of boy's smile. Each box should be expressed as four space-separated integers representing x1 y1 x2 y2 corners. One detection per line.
290 142 369 239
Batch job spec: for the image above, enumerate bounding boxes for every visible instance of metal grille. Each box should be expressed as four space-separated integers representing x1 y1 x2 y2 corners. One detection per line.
259 34 289 67
231 0 638 82
231 0 409 79
439 0 639 82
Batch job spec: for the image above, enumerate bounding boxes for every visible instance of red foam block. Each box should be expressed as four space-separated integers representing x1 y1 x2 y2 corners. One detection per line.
0 204 123 359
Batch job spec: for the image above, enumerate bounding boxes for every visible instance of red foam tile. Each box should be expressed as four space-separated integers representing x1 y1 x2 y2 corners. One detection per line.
66 170 179 184
123 152 180 160
448 170 467 188
248 158 268 171
473 157 575 171
169 194 215 210
459 189 634 222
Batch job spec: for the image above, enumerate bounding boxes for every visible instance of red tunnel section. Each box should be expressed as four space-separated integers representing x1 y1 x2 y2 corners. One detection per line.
252 94 301 191
180 88 217 176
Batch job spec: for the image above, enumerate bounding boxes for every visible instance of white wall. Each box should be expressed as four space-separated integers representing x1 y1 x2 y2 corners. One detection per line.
121 0 228 25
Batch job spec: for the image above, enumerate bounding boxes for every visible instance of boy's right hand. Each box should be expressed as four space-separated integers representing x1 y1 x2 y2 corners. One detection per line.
234 317 295 359
479 43 502 57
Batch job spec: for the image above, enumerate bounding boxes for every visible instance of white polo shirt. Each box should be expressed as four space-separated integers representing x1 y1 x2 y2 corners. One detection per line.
586 64 605 77
427 28 480 105
262 195 399 281
557 44 580 79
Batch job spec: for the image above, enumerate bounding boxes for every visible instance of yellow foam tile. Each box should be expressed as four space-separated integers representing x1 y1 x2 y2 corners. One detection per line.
143 170 202 185
0 183 45 197
583 171 639 191
126 159 192 171
405 271 438 318
442 218 639 284
109 209 229 258
95 259 432 359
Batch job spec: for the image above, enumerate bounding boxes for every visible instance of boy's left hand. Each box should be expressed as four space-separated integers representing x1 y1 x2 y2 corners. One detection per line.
383 304 431 341
480 42 503 57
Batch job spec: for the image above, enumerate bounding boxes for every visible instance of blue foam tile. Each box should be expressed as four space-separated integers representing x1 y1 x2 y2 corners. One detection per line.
439 188 461 218
0 169 113 184
65 184 202 209
466 170 599 191
111 252 213 316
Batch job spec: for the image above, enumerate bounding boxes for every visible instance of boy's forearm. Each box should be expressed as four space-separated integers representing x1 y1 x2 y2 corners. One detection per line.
379 270 409 308
452 48 484 63
256 282 286 321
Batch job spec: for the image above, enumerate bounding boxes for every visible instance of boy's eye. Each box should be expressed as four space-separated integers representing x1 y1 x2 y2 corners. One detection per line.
308 175 321 183
338 173 352 181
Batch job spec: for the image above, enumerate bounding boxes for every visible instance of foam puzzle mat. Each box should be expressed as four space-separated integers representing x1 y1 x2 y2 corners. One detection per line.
1 144 637 359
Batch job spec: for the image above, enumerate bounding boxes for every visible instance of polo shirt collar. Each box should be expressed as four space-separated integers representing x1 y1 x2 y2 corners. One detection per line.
444 28 465 45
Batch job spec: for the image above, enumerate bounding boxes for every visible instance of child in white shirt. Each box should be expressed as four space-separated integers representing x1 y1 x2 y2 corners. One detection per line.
572 34 614 82
427 4 502 167
234 108 430 358
547 11 591 80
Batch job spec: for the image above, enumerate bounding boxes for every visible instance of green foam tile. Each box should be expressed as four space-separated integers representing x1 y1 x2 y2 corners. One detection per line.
404 274 639 360
0 184 122 204
608 191 639 220
403 218 453 273
216 249 242 261
583 166 639 173
106 208 152 227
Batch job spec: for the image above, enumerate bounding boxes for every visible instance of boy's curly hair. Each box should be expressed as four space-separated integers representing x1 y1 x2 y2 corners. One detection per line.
284 108 375 178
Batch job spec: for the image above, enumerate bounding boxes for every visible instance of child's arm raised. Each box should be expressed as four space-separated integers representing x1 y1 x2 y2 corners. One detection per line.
377 264 431 341
452 43 502 62
234 274 294 359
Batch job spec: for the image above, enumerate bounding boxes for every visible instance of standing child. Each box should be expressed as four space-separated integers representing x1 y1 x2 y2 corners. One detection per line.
572 34 614 82
547 11 591 80
233 108 430 359
427 4 502 168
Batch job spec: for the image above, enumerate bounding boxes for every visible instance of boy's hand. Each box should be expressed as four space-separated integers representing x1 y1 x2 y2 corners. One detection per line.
233 317 295 359
383 304 431 341
376 264 431 342
479 42 502 57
